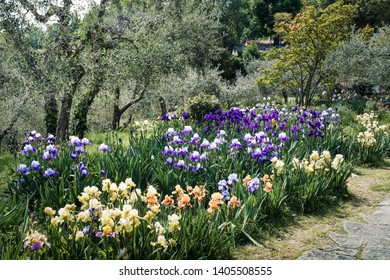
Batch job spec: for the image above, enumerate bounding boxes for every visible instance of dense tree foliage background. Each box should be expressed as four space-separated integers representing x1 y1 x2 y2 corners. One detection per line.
0 0 389 148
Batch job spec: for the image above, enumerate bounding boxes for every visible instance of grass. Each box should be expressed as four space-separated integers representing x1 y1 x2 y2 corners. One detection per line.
0 153 16 191
232 163 390 260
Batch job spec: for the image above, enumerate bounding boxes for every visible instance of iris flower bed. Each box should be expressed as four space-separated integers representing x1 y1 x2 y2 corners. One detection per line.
1 103 389 260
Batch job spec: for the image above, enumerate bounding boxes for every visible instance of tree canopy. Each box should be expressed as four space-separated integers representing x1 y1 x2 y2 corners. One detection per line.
257 1 356 107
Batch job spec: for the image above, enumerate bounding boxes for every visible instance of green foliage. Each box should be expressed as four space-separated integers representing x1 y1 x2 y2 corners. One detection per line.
326 26 390 89
257 1 356 106
185 94 221 122
242 43 262 62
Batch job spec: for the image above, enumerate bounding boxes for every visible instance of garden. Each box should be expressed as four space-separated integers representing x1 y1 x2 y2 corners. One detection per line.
1 101 389 259
1 0 390 260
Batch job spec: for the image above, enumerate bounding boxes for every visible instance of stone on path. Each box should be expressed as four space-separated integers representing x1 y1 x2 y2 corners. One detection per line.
298 196 390 260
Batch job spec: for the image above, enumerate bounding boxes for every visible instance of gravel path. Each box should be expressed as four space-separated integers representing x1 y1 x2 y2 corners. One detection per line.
298 196 390 260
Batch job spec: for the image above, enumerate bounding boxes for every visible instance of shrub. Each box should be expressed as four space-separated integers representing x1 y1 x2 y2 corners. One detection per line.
184 94 221 123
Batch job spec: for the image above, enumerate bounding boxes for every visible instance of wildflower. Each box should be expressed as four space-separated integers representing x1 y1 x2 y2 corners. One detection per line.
230 139 242 149
22 144 37 154
58 204 76 222
177 193 191 209
168 214 181 232
207 192 223 213
23 230 51 251
264 182 273 193
118 210 140 234
154 221 166 235
200 139 210 148
162 114 170 121
172 135 184 145
278 132 288 142
242 175 252 187
50 216 62 226
44 207 56 216
99 143 111 152
178 147 189 157
228 173 238 184
69 136 81 146
17 164 29 174
261 174 270 183
181 111 189 119
217 130 227 138
75 231 84 241
81 138 91 146
188 133 200 145
96 225 115 237
30 160 40 171
143 210 156 222
44 145 58 158
181 126 193 134
174 160 186 169
46 134 55 144
102 179 111 192
162 195 174 206
273 159 284 175
124 178 136 189
247 178 260 194
166 127 176 136
152 235 168 248
189 151 200 162
217 180 227 192
77 210 92 222
191 185 206 202
331 154 344 170
165 157 174 165
43 168 59 178
321 150 331 162
227 196 241 208
310 151 320 161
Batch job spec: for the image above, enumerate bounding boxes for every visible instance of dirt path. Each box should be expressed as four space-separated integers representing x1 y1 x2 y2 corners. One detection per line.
233 166 390 260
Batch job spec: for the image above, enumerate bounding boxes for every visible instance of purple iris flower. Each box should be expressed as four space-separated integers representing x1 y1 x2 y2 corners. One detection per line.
188 133 200 145
189 151 200 162
200 139 210 148
17 164 29 174
22 144 36 155
247 178 260 193
278 132 288 142
45 145 57 158
81 138 91 146
172 135 184 145
162 114 170 121
178 147 189 157
181 126 193 134
81 169 88 177
100 170 107 175
174 160 186 169
43 168 59 178
70 152 78 160
70 137 81 146
217 180 227 191
46 134 55 144
74 146 85 154
228 173 238 184
42 151 51 161
199 153 208 162
217 130 227 138
165 157 174 165
230 139 242 149
99 143 111 152
181 111 189 119
31 160 40 171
